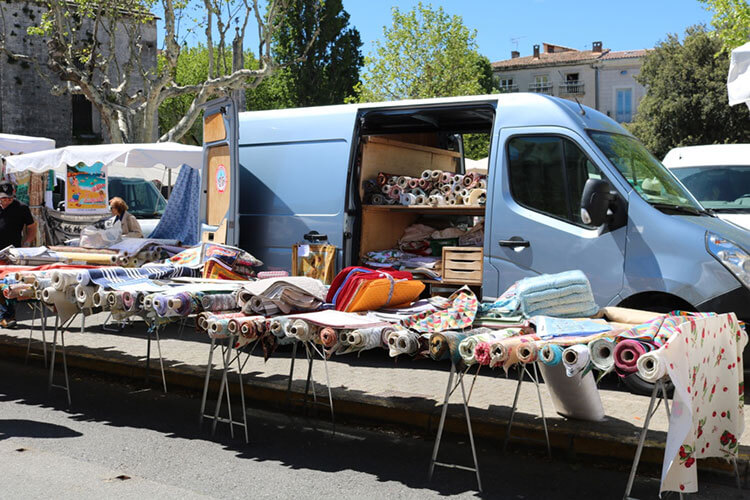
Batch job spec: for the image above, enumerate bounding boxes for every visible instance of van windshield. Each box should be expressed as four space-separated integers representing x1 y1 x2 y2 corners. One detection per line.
670 166 750 213
588 131 703 213
108 177 167 218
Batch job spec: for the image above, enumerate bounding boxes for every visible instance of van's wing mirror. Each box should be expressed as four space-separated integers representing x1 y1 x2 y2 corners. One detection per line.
580 179 614 226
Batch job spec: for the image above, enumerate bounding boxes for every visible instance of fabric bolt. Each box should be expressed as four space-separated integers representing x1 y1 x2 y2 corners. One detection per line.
201 293 238 312
289 319 316 342
387 330 427 358
319 327 339 348
635 351 667 383
458 330 517 365
429 331 469 363
616 311 716 348
517 342 540 364
515 270 599 318
338 326 385 354
540 344 564 366
76 264 200 291
490 334 541 371
148 165 200 245
614 339 655 376
643 314 747 494
401 287 478 333
589 337 616 373
530 316 612 338
562 344 590 377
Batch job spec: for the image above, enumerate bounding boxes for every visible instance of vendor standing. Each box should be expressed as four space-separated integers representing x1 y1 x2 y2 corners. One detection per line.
0 181 37 329
109 196 143 238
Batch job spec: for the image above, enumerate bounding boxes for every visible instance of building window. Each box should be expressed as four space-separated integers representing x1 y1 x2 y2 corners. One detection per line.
615 88 633 122
72 94 93 137
498 77 518 92
529 75 552 94
560 73 584 95
508 135 603 227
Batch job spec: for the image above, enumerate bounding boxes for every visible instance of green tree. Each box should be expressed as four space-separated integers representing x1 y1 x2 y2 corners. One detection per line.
628 25 750 159
699 0 750 51
357 2 494 101
247 0 362 110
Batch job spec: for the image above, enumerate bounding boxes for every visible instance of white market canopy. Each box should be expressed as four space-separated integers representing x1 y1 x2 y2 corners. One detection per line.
0 133 55 156
728 41 750 110
3 142 203 182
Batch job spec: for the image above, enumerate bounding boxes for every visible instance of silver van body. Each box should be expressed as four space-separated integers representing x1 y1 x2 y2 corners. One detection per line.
206 94 750 320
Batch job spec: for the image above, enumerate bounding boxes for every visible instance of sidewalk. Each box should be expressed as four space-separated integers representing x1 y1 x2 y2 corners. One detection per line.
1 308 748 481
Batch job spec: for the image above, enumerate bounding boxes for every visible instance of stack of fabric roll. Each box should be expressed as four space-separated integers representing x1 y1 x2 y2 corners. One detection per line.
363 169 487 207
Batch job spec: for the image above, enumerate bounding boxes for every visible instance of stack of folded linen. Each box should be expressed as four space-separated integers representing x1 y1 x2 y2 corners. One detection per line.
516 270 599 318
326 266 425 312
236 276 327 316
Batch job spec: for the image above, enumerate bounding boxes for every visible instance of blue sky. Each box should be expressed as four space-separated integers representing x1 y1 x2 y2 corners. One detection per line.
169 0 714 62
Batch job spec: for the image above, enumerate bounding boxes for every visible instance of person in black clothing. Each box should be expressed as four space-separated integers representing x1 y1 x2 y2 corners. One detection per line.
0 181 37 328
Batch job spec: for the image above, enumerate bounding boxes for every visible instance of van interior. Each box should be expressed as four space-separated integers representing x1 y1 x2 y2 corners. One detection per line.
351 103 495 292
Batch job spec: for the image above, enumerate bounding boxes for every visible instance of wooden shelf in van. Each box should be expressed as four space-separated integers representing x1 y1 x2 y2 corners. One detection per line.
362 204 484 216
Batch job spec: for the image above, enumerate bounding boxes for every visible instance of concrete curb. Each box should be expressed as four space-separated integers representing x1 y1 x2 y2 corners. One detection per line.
1 335 748 482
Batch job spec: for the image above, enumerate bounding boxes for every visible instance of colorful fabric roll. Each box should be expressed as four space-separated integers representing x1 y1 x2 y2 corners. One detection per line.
429 331 469 363
459 329 518 366
319 327 339 348
202 293 238 312
613 339 654 376
540 344 564 366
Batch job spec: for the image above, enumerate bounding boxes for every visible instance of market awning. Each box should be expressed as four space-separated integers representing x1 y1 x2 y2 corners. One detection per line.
728 41 750 110
3 142 203 180
0 133 56 156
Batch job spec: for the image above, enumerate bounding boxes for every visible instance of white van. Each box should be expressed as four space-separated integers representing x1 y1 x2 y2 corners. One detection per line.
663 144 750 231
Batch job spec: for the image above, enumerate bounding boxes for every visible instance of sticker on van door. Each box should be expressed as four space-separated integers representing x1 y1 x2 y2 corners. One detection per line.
215 164 227 193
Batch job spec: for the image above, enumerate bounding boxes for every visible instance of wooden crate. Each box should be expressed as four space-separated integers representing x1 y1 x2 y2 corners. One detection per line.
441 246 483 284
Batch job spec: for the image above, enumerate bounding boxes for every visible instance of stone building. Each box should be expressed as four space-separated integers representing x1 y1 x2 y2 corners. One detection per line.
491 42 648 123
0 1 157 145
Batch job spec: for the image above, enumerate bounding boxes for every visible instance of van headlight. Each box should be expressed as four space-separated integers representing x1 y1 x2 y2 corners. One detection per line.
706 232 750 288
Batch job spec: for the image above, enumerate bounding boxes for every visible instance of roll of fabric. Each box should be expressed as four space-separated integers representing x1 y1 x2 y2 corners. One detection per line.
371 194 386 205
396 176 410 189
289 319 314 341
92 290 107 308
75 284 96 308
269 317 292 339
439 171 453 184
377 172 389 186
197 311 244 332
389 185 402 200
540 344 564 366
108 291 126 311
319 327 338 348
459 330 517 366
201 293 237 312
381 184 392 196
52 270 78 291
614 339 653 376
468 189 486 206
228 315 259 334
408 178 419 189
440 184 452 194
341 327 384 353
167 292 194 316
207 318 232 338
589 337 616 373
421 170 433 180
430 170 442 181
386 329 419 357
399 193 417 206
414 195 428 205
429 332 468 363
153 294 171 317
517 341 540 364
478 179 487 189
451 180 463 193
562 344 590 377
428 195 445 206
122 291 135 311
636 351 667 382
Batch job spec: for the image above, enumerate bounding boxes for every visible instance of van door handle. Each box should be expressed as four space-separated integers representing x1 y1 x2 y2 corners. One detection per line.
499 238 530 248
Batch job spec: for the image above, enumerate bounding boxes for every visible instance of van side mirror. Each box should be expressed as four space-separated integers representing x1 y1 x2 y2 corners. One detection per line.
580 179 614 226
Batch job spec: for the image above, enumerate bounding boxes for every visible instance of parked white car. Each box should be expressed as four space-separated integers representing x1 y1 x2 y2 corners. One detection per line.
663 144 750 231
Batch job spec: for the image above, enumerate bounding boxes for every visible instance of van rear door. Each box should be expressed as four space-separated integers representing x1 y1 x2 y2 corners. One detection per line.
200 98 239 246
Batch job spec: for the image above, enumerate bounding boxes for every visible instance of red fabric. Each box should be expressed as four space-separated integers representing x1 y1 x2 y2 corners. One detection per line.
0 263 103 279
326 266 413 306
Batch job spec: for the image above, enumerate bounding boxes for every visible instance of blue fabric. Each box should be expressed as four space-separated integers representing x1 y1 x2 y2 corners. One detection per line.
77 264 200 290
149 165 200 245
0 297 15 320
516 270 598 318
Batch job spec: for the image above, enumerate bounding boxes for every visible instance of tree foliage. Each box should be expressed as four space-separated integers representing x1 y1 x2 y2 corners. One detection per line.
0 0 318 143
357 2 494 102
628 25 750 159
699 0 750 51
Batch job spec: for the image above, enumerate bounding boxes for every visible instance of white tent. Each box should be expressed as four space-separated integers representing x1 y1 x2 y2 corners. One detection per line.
465 157 488 175
728 41 750 110
3 142 203 183
0 133 55 156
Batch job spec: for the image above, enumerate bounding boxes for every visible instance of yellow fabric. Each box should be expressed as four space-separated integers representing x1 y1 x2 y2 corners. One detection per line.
344 278 424 312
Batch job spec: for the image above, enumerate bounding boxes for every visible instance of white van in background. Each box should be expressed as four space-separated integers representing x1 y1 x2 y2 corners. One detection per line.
663 144 750 231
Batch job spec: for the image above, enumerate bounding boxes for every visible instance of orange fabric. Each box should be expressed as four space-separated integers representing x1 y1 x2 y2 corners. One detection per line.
343 278 424 312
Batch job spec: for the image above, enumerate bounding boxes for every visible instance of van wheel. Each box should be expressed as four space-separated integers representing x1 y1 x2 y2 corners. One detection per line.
621 373 673 397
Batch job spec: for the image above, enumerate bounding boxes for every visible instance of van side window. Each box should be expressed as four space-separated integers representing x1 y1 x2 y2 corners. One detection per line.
508 136 603 227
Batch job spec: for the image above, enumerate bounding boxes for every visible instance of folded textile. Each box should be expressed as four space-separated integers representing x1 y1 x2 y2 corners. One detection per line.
237 276 326 315
76 264 200 291
515 270 599 318
401 287 478 333
530 316 611 339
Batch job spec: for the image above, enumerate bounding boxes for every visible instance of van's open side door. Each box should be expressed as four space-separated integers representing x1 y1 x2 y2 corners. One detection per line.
200 98 239 246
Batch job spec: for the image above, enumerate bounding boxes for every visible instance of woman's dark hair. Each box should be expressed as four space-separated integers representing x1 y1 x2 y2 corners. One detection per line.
109 196 128 215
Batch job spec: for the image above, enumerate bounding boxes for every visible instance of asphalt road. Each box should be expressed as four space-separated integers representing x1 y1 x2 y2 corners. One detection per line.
0 358 744 499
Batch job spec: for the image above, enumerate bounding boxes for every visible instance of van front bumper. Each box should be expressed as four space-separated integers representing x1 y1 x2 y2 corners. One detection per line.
696 286 750 321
